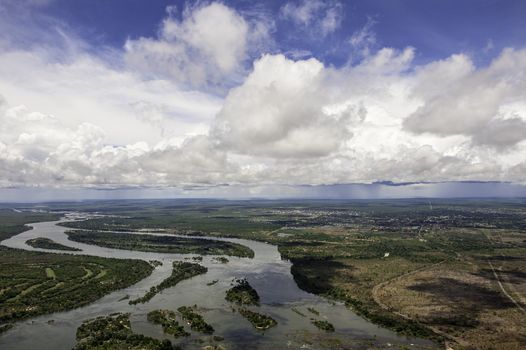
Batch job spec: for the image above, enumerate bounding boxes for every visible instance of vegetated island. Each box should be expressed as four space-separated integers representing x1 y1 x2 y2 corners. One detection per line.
0 211 154 330
307 307 320 316
74 313 172 350
66 230 254 258
213 256 229 264
177 305 214 334
311 319 335 332
225 278 260 305
147 309 189 338
0 247 153 326
238 308 277 330
129 261 207 304
26 237 82 251
17 199 526 349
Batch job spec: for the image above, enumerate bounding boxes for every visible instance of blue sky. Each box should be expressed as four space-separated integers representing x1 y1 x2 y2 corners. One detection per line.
0 0 525 200
29 0 526 66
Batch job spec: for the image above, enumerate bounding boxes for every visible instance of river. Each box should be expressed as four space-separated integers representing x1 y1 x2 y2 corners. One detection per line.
0 213 437 349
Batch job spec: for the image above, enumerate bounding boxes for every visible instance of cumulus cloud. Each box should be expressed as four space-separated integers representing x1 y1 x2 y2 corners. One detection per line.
0 48 221 147
125 2 271 88
404 48 526 148
0 97 235 187
1 1 526 190
281 0 343 37
211 54 355 158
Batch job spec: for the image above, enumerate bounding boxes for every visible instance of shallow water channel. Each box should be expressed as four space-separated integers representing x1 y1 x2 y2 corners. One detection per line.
0 214 437 349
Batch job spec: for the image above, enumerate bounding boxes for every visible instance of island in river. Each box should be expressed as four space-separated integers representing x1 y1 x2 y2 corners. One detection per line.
2 198 525 350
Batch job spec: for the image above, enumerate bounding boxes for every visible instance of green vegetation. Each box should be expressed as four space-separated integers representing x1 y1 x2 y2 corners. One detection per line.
149 260 163 267
291 307 306 317
307 307 319 316
26 237 81 251
6 199 526 349
311 319 335 332
0 210 154 329
238 308 277 330
177 306 214 334
0 247 154 326
225 278 260 305
129 261 207 304
213 256 229 264
147 309 189 337
0 209 60 242
74 313 172 350
66 230 254 258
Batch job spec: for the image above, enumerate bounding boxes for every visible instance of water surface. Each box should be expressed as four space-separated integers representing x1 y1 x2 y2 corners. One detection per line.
0 214 438 349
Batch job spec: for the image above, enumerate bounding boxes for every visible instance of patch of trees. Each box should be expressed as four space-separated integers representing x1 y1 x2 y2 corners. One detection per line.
26 237 81 251
177 306 214 334
74 313 172 350
129 261 207 304
225 278 260 306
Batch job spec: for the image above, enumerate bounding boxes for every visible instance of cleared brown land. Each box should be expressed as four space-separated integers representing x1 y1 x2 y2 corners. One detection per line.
374 257 526 350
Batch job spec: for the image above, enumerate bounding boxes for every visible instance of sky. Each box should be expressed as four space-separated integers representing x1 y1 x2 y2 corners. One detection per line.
0 0 526 201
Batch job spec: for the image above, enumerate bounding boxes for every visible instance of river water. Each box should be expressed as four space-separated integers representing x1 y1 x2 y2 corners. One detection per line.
0 214 437 349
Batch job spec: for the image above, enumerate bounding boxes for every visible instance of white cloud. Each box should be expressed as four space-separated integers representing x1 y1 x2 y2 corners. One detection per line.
2 45 526 188
404 48 526 148
125 2 271 89
281 0 343 37
0 1 525 190
211 54 355 158
0 49 221 147
0 97 234 187
348 17 377 58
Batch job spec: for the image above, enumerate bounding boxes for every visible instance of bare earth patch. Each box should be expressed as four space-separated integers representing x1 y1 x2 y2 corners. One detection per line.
375 259 526 350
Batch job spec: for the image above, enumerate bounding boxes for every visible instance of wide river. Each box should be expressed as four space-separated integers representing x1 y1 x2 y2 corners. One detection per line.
0 214 437 349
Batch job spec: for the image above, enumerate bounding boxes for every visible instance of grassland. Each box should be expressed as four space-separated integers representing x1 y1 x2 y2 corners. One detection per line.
26 237 82 251
66 230 254 258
